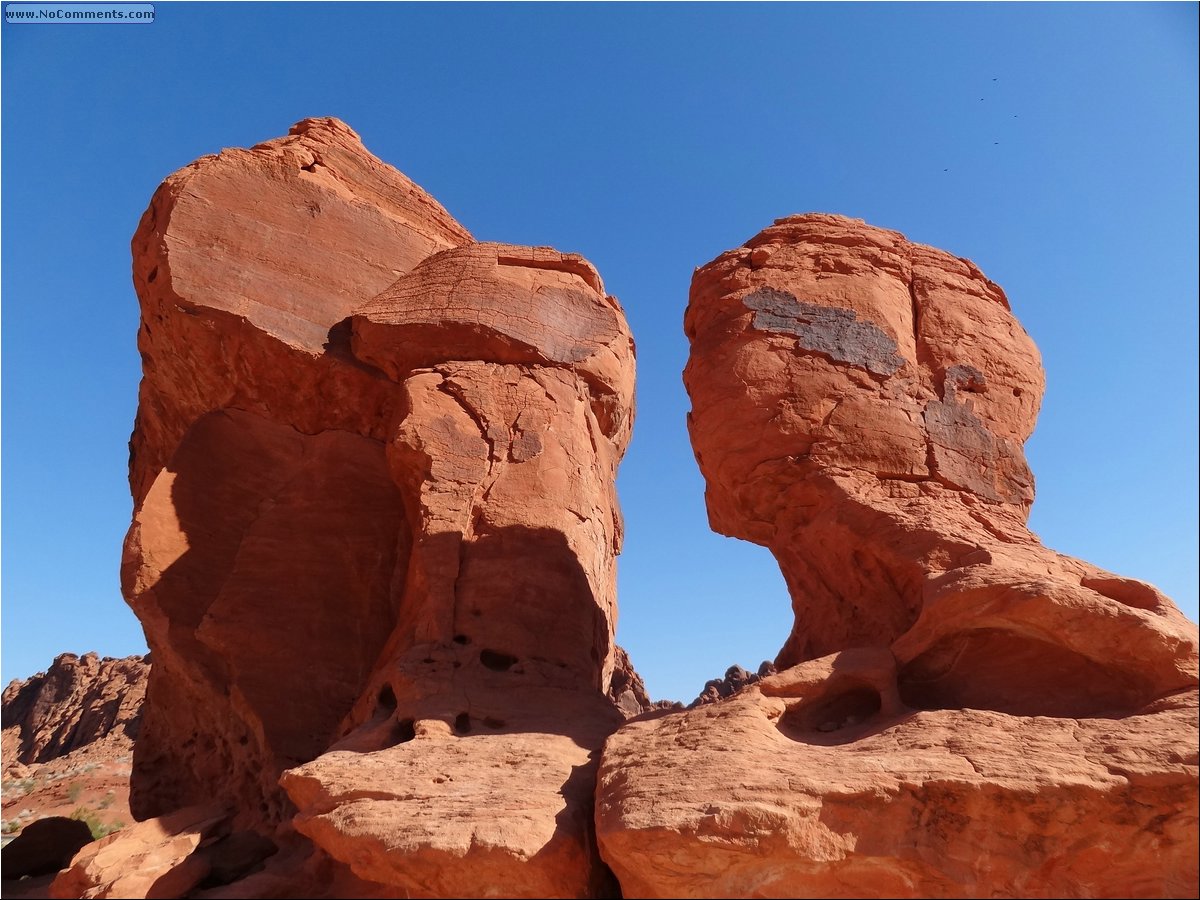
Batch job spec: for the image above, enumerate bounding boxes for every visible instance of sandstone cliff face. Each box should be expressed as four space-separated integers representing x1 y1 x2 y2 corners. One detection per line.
2 653 146 771
123 116 464 827
595 214 1200 898
119 118 636 897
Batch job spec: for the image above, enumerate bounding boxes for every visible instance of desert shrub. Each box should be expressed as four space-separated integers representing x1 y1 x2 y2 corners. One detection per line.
69 807 123 841
2 778 37 797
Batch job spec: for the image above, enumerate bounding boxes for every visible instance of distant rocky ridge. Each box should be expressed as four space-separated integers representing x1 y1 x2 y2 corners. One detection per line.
2 653 144 879
691 661 776 707
2 653 147 771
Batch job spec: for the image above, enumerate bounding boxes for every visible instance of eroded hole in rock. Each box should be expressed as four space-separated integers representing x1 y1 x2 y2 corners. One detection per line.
899 628 1152 718
453 634 471 645
480 649 518 671
454 712 472 734
147 266 158 283
301 162 318 173
377 683 397 714
778 687 883 744
389 718 416 746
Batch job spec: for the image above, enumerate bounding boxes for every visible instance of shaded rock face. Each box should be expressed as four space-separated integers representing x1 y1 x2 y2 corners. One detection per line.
607 647 662 717
596 214 1200 898
2 653 147 770
124 118 636 896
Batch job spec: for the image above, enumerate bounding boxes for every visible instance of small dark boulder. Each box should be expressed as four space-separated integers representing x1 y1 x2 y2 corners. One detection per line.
1 816 93 879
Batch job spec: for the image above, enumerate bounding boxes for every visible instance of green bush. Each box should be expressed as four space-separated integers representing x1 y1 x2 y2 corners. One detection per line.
69 807 124 841
67 782 84 802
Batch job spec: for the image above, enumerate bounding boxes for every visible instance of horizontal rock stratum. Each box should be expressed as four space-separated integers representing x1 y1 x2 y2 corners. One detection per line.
595 213 1199 899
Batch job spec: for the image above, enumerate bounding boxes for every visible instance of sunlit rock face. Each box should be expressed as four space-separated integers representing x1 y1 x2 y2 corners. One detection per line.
125 116 470 831
123 118 636 898
282 241 635 899
595 213 1199 899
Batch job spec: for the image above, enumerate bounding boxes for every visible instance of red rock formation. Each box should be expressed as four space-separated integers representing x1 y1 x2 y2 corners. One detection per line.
50 804 230 899
124 117 470 827
122 119 637 897
279 242 634 898
596 214 1199 898
599 651 1198 898
2 653 146 771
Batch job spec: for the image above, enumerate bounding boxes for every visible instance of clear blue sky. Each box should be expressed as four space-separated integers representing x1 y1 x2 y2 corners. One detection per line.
2 4 1196 702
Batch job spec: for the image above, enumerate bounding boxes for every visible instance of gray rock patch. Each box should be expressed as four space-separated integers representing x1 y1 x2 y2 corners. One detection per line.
743 287 906 376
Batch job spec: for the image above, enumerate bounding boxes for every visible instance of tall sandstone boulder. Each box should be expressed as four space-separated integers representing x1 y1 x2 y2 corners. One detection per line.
596 214 1199 898
281 241 634 898
119 118 635 897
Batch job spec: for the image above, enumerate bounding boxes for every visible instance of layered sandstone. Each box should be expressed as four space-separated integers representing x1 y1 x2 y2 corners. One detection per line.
596 214 1199 898
120 118 637 897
